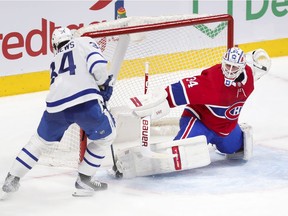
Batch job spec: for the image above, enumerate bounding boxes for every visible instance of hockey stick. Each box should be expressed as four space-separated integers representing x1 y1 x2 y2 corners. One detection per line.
139 62 176 159
110 145 123 178
108 34 130 178
79 34 130 179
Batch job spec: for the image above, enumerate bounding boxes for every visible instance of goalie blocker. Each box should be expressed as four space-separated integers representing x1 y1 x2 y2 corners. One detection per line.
127 88 170 120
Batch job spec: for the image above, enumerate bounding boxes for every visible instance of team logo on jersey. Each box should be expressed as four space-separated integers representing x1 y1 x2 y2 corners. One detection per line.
225 101 244 120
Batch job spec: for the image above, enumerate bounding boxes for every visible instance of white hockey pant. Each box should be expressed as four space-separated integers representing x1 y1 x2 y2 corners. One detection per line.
115 135 211 178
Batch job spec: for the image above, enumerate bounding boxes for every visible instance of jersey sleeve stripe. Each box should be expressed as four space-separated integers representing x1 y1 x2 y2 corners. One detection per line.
166 86 177 107
170 81 188 106
88 60 108 74
180 80 190 104
86 51 105 62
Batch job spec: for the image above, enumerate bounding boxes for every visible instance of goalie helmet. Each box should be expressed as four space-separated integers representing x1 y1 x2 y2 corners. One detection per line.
52 27 73 54
221 47 246 81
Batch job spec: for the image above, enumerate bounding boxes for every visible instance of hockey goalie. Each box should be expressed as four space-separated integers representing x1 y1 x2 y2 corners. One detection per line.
112 47 271 178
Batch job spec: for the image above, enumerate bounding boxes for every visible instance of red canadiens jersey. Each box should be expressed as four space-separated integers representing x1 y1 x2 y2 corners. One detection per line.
165 64 254 136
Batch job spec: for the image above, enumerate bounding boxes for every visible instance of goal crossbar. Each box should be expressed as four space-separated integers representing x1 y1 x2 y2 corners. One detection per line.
81 14 234 48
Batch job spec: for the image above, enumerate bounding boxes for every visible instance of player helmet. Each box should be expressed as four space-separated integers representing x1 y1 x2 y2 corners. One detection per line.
221 47 246 80
52 27 73 54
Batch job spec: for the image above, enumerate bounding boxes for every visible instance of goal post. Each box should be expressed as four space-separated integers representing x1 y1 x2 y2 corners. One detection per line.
39 13 234 168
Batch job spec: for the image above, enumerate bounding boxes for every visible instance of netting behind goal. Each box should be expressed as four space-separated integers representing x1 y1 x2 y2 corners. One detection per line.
39 14 234 168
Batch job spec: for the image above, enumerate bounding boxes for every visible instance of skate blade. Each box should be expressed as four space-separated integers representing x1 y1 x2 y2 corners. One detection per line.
72 189 94 197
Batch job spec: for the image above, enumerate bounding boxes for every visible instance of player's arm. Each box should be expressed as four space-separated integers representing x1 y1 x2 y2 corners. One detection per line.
246 49 271 81
165 79 192 108
127 76 205 119
166 74 210 107
85 38 114 101
85 39 110 86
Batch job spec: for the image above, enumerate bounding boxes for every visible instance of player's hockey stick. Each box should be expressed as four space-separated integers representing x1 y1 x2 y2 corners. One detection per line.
110 145 123 178
78 34 130 179
108 34 130 178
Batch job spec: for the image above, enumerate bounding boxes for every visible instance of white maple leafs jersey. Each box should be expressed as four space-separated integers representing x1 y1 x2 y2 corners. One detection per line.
46 37 108 113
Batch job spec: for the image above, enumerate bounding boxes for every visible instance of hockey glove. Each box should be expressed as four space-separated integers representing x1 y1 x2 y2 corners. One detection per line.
246 49 271 81
99 75 114 102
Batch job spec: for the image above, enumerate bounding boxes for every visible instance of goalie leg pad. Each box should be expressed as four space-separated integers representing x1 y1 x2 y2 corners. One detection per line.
226 123 253 161
115 135 211 178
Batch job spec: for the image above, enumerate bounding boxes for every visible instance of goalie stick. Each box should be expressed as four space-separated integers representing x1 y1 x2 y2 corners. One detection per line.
139 62 176 159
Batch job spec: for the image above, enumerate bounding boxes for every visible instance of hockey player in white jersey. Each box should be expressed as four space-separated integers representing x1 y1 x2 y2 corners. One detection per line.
1 27 116 198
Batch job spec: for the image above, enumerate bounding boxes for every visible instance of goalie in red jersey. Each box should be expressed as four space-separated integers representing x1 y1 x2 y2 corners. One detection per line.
166 47 256 158
114 47 271 178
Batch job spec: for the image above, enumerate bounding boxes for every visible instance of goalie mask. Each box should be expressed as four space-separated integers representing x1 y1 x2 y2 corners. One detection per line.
221 47 246 83
52 27 73 54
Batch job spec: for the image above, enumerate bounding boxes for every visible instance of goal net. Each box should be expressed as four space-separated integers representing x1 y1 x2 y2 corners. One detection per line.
39 14 234 168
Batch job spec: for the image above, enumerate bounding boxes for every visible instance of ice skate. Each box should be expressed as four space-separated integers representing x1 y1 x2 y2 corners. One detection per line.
2 173 20 193
1 173 20 200
72 173 107 197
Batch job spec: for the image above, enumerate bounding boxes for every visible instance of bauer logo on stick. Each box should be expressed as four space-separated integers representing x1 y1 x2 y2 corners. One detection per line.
141 119 149 147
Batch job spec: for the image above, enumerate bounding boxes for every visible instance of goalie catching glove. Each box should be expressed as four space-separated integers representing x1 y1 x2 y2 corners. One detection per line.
246 48 271 81
126 88 170 120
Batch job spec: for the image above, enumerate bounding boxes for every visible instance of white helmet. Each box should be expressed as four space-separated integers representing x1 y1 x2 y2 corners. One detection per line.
52 27 73 53
221 47 246 80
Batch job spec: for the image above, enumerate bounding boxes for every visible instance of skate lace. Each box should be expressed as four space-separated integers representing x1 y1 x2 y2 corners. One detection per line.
91 180 101 187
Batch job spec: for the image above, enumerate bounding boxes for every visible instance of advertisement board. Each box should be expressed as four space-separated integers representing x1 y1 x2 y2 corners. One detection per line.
0 0 287 96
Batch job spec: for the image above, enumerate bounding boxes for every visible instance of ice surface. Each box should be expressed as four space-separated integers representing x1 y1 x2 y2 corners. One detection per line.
0 57 288 216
